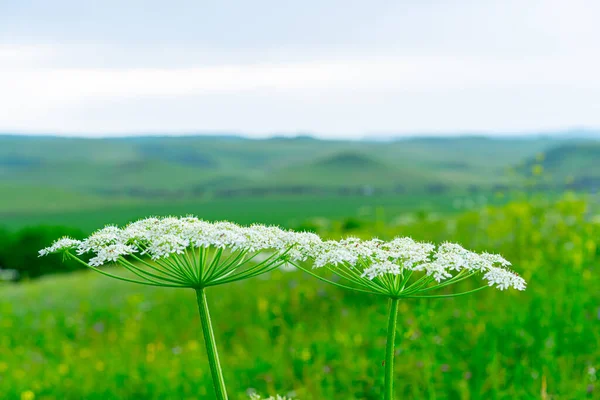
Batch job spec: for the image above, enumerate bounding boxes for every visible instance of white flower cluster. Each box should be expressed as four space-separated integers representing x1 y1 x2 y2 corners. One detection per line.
361 260 403 280
305 237 526 291
307 237 434 269
39 217 526 291
40 217 322 267
38 237 81 257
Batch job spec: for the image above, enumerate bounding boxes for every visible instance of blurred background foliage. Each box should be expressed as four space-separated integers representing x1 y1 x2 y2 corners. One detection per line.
1 192 599 399
0 226 85 281
2 135 600 398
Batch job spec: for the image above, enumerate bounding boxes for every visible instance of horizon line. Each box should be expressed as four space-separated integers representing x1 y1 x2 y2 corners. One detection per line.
1 127 599 141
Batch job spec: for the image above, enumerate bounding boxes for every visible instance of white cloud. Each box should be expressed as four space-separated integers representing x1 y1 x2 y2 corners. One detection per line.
1 50 600 136
0 44 57 66
1 0 600 137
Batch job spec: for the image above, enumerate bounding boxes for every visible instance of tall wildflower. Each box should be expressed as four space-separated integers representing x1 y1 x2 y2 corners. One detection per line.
40 216 320 400
296 236 526 400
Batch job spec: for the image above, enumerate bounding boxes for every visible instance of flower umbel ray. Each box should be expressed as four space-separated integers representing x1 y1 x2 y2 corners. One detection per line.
39 216 321 288
295 237 526 298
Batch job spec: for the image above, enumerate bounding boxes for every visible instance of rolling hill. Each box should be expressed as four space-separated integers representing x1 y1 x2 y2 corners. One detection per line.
0 134 568 193
519 142 600 189
1 133 597 226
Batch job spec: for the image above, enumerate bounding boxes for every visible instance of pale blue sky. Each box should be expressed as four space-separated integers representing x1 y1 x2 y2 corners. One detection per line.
1 0 599 138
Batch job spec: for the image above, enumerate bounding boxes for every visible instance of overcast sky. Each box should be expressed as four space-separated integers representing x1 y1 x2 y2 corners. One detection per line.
1 0 599 138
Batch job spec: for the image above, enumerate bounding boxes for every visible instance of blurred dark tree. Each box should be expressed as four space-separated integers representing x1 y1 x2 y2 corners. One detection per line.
1 226 86 280
0 227 12 270
340 217 364 232
292 221 319 234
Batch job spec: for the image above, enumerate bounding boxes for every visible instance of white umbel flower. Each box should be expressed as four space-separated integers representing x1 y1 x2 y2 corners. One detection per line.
89 243 138 267
483 266 526 291
38 237 81 257
298 235 526 295
40 216 323 288
41 217 322 266
361 261 402 280
40 216 319 399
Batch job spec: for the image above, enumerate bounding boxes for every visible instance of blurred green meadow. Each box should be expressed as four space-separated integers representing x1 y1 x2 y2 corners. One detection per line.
1 135 600 399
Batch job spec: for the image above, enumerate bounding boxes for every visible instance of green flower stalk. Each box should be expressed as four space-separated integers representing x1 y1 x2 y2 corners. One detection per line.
40 216 320 400
295 237 526 400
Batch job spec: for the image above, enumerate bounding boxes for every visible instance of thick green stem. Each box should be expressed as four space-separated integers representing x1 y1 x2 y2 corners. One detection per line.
195 288 228 400
384 297 400 400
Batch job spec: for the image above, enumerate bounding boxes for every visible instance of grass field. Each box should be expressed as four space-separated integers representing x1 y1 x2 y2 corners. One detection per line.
2 135 599 399
1 196 599 399
0 192 503 233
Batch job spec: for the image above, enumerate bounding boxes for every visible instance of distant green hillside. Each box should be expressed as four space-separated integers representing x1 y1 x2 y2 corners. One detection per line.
520 142 600 189
0 135 566 191
270 151 417 190
1 134 597 219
